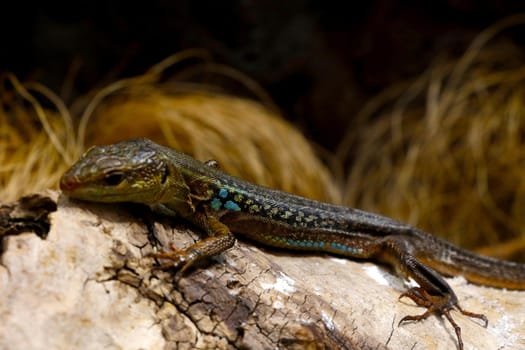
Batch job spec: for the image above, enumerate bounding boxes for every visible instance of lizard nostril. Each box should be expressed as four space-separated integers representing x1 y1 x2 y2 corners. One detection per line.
59 175 77 192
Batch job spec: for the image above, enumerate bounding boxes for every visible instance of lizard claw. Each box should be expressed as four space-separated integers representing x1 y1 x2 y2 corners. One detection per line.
148 243 199 277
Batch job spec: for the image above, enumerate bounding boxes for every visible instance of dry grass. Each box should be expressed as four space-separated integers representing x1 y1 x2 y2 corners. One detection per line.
0 73 77 201
339 15 525 260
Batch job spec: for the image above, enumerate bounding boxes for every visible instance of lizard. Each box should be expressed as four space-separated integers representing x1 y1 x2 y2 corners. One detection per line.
59 138 525 349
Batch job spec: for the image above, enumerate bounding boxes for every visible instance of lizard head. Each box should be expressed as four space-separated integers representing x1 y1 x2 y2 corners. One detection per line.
60 138 190 204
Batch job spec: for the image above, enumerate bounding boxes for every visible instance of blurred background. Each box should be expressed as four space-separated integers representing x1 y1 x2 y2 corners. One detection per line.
3 0 525 149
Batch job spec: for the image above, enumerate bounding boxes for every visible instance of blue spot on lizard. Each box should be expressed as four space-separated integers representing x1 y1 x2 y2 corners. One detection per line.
211 198 222 210
224 200 241 212
218 188 228 198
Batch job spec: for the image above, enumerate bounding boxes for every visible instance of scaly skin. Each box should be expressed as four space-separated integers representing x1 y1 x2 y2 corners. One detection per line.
60 138 525 349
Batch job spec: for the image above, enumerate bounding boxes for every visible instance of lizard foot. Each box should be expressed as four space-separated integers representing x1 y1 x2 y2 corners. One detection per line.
398 287 488 350
148 243 199 279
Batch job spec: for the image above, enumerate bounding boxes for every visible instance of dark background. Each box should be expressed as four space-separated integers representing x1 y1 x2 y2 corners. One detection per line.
3 0 525 149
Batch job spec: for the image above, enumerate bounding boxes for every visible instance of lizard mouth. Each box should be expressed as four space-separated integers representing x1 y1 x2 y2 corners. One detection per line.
60 179 154 203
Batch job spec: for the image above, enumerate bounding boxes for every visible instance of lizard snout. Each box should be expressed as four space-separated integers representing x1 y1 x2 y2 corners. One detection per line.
59 174 78 192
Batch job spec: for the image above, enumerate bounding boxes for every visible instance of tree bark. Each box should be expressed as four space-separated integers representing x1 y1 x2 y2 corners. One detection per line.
1 191 524 349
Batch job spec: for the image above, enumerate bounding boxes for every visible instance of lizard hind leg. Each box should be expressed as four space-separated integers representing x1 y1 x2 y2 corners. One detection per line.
399 287 463 349
381 238 487 350
396 255 488 350
398 286 487 350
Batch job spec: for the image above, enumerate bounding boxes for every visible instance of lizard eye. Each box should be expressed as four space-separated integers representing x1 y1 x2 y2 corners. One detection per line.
160 164 169 184
103 172 125 186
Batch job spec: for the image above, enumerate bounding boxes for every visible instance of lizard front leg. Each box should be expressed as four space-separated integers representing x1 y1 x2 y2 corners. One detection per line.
150 210 236 276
